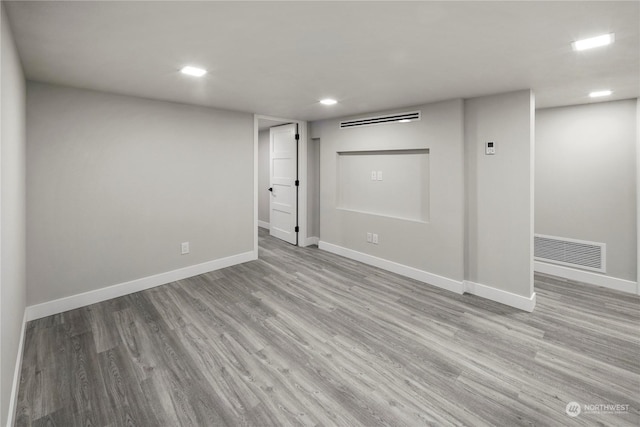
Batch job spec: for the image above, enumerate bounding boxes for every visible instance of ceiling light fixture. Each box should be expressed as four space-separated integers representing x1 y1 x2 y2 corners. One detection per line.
589 90 612 98
180 66 207 77
398 119 411 123
320 98 337 105
572 33 615 51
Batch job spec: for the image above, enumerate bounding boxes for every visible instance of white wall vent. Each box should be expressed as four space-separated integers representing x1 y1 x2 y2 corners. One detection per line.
534 234 606 273
340 111 421 129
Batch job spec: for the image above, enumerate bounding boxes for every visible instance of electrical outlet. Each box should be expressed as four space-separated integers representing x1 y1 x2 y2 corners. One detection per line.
377 171 383 181
372 234 379 244
181 242 190 255
485 141 496 155
371 170 377 180
367 232 372 243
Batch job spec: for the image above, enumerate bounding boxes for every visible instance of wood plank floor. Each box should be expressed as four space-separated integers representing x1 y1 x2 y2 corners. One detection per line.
15 229 640 426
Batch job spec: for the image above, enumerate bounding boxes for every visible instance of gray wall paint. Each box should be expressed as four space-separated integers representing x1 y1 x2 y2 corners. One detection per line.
1 4 27 423
307 138 320 238
464 90 534 297
317 100 465 281
536 100 637 281
27 82 254 305
258 129 270 225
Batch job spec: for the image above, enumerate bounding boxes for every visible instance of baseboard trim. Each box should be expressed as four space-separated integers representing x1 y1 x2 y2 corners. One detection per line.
464 280 537 312
26 251 256 321
7 309 28 427
304 236 320 247
318 241 464 294
317 241 538 312
258 220 270 230
534 261 638 294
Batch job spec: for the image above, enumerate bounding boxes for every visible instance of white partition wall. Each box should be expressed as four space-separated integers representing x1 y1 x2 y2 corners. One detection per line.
464 90 535 307
317 99 466 291
314 91 537 311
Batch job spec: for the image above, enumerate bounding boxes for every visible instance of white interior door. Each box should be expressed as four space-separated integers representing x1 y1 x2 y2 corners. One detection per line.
269 123 298 245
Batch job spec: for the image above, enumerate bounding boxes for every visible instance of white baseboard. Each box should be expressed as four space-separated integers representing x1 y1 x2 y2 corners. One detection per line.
7 309 27 427
303 236 319 247
26 251 256 321
534 261 638 294
318 241 464 294
258 220 270 230
318 241 538 312
464 280 537 312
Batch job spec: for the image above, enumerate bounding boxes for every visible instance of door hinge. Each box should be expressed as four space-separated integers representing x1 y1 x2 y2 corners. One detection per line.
295 133 300 141
295 180 299 186
295 226 299 232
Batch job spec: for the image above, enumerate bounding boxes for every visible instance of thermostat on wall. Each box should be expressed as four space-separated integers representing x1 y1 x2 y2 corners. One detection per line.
485 141 496 155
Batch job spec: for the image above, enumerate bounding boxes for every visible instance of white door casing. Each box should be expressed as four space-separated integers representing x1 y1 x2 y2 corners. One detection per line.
269 123 298 245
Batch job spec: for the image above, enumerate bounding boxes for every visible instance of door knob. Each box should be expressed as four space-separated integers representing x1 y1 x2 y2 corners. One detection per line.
268 187 273 192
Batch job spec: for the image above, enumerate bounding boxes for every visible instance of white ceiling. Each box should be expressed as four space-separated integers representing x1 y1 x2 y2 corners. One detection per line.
5 1 639 122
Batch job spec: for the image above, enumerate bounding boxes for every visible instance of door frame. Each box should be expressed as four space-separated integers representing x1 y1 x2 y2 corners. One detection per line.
254 114 308 256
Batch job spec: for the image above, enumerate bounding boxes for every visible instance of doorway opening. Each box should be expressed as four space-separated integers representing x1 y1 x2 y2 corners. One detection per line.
254 115 309 255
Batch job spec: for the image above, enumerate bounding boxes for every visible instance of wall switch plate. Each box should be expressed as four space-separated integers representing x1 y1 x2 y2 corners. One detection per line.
372 234 379 244
371 171 377 180
485 141 496 155
377 171 383 181
181 242 190 255
367 232 372 243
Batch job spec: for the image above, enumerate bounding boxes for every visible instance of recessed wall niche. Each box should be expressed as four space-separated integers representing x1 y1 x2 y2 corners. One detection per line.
337 149 429 222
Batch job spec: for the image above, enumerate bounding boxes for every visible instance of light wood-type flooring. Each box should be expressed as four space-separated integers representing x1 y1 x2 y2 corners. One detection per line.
14 229 640 426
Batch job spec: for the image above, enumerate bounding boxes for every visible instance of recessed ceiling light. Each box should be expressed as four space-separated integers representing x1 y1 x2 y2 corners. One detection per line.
320 99 337 105
180 66 207 77
572 33 615 51
398 119 411 123
589 90 612 98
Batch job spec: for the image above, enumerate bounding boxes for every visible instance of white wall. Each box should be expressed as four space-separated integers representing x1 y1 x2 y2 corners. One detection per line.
464 90 534 298
316 100 465 282
313 92 535 309
307 138 320 239
1 4 27 424
337 149 429 222
27 82 254 305
258 129 270 225
536 100 637 282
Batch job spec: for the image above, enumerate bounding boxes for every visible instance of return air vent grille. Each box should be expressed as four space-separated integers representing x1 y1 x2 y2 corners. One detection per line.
534 234 606 273
340 111 421 129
